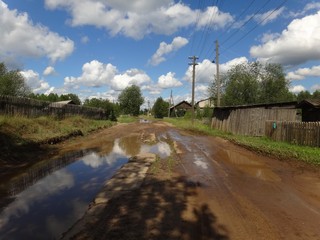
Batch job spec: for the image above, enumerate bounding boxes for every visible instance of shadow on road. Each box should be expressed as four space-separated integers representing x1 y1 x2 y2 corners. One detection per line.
73 176 229 240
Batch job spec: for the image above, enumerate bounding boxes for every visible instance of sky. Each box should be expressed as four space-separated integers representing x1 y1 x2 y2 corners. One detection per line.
1 0 320 108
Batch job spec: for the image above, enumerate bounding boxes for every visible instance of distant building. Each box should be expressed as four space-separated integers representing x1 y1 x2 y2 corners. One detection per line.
297 99 320 122
48 100 76 108
169 100 192 117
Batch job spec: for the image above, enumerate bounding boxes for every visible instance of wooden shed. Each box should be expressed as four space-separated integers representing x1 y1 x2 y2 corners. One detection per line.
169 100 192 117
211 101 298 136
297 99 320 122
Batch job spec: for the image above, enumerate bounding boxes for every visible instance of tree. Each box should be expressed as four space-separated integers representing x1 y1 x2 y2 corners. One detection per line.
153 97 169 118
0 62 31 96
83 98 117 121
118 85 144 116
296 90 312 102
210 62 293 106
60 93 81 105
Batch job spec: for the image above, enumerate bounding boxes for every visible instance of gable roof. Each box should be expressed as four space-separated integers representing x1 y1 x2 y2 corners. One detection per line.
170 100 192 110
297 99 320 108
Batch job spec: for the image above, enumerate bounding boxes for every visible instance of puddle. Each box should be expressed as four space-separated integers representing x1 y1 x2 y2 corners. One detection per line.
223 150 281 182
0 135 171 239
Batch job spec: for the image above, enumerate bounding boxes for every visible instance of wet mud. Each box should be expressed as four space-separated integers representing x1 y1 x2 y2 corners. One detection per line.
1 121 320 239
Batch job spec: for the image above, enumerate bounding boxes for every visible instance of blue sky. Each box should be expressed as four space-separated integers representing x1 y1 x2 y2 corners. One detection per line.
1 0 320 107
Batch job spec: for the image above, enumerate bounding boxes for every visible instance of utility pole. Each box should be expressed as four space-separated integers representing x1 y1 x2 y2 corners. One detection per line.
215 40 221 107
168 90 172 118
189 56 198 125
148 100 150 116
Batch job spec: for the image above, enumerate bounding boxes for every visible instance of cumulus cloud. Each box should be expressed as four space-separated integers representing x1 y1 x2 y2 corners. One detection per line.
157 72 182 89
250 11 320 66
44 0 233 39
196 6 233 29
64 60 151 91
149 37 188 66
20 69 52 93
43 66 56 76
290 85 306 93
184 57 248 83
0 1 74 63
311 84 320 92
286 65 320 81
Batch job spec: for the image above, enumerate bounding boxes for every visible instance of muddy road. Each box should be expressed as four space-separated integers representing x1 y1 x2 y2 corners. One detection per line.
1 121 320 239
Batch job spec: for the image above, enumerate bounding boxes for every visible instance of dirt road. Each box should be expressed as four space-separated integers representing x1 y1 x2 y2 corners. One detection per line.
62 121 320 240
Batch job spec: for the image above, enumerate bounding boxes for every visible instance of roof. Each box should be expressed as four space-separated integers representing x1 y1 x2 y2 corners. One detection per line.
297 99 320 108
214 101 298 110
170 100 192 110
48 100 76 107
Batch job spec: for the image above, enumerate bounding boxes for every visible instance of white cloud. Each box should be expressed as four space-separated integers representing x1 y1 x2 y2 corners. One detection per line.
149 36 188 66
311 84 320 92
254 7 285 25
157 72 182 89
0 1 74 63
196 6 233 29
43 66 55 76
20 69 51 93
290 85 306 93
286 65 320 81
44 0 233 39
289 2 320 17
184 57 248 84
64 60 151 91
250 11 320 66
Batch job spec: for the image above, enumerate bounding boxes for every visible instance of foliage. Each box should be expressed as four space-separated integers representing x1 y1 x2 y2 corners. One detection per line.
0 62 31 96
118 85 144 116
29 93 82 105
153 97 169 118
296 90 320 102
209 62 294 106
83 98 118 121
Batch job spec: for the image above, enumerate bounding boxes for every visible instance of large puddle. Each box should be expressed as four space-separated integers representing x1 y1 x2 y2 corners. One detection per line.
0 134 171 239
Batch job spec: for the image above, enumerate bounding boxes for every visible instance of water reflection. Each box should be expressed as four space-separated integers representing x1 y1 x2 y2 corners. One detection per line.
0 136 171 239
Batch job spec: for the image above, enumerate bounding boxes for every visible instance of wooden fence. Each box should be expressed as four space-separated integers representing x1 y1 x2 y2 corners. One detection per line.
0 95 106 120
265 121 320 147
211 107 297 136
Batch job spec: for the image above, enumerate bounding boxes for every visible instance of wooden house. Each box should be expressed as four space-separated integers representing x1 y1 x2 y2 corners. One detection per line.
297 99 320 122
169 100 192 117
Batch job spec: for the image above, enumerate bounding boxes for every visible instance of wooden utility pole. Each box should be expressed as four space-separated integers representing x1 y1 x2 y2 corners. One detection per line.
168 90 172 118
189 56 198 125
215 40 221 107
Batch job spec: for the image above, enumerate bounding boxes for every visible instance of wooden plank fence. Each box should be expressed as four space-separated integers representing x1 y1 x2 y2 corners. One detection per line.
211 107 297 136
265 121 320 147
0 95 106 120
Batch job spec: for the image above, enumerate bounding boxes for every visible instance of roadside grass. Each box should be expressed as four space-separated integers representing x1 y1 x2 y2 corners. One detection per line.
0 115 114 143
117 115 138 123
164 118 320 165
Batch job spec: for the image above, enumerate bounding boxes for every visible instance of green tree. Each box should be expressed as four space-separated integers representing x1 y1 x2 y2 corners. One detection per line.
0 62 31 96
118 85 144 116
153 97 169 118
223 62 259 106
83 98 117 121
312 90 320 99
60 93 81 105
211 62 293 106
296 90 312 102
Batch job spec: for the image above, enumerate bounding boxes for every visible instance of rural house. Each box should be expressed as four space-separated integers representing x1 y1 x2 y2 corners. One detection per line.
195 98 214 109
169 100 192 117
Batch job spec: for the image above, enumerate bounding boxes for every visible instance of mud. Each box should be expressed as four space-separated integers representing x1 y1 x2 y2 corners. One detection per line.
59 121 320 240
1 121 320 239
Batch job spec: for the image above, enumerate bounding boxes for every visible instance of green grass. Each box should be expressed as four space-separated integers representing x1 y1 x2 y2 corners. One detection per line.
117 115 138 123
0 115 114 143
164 118 320 165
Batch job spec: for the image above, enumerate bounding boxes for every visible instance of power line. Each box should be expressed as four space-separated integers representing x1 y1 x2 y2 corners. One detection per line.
221 0 288 54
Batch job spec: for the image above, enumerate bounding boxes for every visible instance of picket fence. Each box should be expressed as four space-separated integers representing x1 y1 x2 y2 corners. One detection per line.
265 121 320 147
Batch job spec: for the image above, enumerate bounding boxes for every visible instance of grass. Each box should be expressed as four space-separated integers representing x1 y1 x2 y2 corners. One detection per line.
164 117 320 165
117 115 139 123
0 115 114 143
